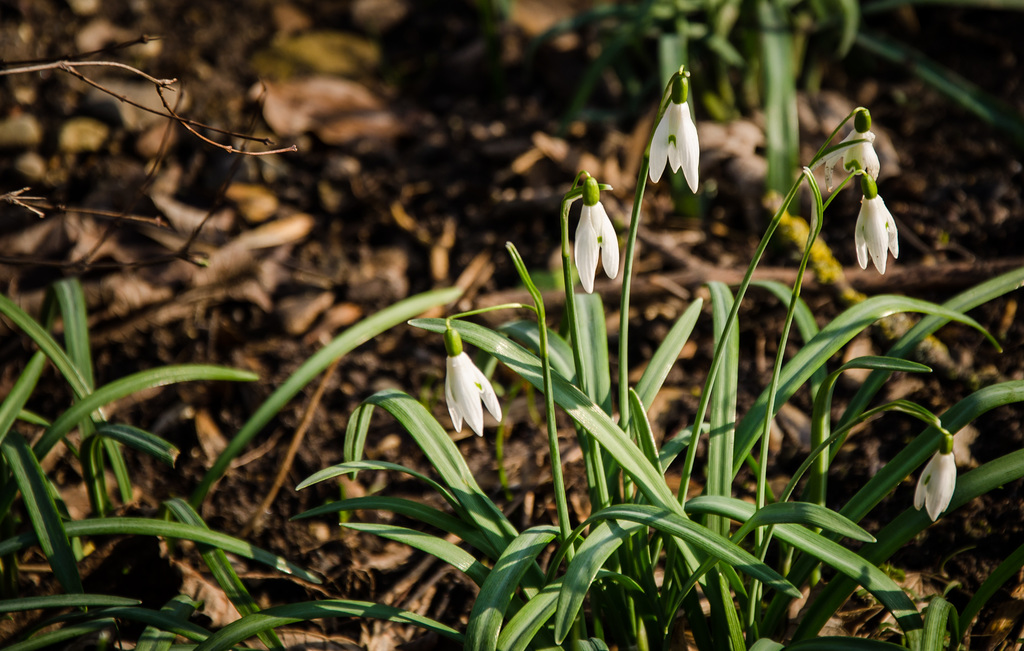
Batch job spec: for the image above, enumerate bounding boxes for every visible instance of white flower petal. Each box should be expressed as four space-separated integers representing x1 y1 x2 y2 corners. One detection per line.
473 364 502 423
447 353 484 435
445 356 463 432
857 195 896 274
592 201 619 280
649 112 670 183
666 102 684 173
678 102 700 193
855 220 869 270
575 207 599 293
915 451 956 521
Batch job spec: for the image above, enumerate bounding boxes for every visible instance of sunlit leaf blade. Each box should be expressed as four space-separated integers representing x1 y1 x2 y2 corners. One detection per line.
793 446 1024 640
51 278 94 389
635 298 702 410
575 293 611 412
194 600 463 651
0 293 90 398
31 365 258 460
137 595 202 651
94 423 179 466
0 518 320 584
362 389 518 558
294 496 494 553
628 389 660 469
759 0 799 194
707 282 738 537
841 265 1024 428
686 497 874 542
1 433 82 594
86 605 212 641
297 459 458 507
497 580 561 651
958 541 1024 633
499 320 577 384
922 596 958 651
0 594 139 612
411 319 682 514
687 497 922 638
734 295 996 473
344 522 490 585
5 619 114 651
343 401 375 463
856 29 1024 149
190 286 462 507
164 499 283 650
467 526 559 651
0 352 46 448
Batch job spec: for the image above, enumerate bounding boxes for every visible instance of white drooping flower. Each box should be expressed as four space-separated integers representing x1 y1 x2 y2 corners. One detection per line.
575 176 619 294
649 78 699 192
819 129 880 191
855 185 899 274
914 449 956 521
444 328 501 437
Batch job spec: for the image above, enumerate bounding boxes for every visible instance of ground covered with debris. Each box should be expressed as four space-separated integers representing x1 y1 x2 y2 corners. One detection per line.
1 0 1024 648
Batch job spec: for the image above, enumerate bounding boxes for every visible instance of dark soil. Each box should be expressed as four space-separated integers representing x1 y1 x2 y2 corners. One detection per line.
1 0 1023 648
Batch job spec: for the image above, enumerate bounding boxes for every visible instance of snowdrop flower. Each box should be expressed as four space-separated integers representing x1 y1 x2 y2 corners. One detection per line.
575 176 619 294
443 327 501 437
914 437 956 521
649 76 699 192
855 175 898 274
817 109 879 191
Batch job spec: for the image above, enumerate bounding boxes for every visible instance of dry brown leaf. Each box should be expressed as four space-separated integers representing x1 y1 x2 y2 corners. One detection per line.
256 76 403 144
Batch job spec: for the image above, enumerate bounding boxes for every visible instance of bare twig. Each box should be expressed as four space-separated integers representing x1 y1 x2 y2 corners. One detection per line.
1 188 47 218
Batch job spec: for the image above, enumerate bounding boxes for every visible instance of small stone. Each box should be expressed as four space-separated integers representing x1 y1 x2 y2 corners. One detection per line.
59 117 110 153
67 0 100 16
225 183 279 223
0 114 42 149
14 152 47 182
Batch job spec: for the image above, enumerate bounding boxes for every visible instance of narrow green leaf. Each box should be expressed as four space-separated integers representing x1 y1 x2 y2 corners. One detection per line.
922 596 958 651
686 497 874 542
0 293 90 398
0 518 320 584
343 522 490 585
362 389 518 558
1 433 82 594
628 389 660 470
194 600 462 651
297 459 459 507
344 402 375 463
0 352 47 448
735 295 996 473
4 619 114 651
500 320 577 384
94 424 179 467
165 499 283 650
707 282 738 537
137 595 202 651
635 299 702 410
498 579 561 651
467 526 559 651
759 0 799 194
52 278 94 389
0 594 139 612
958 541 1024 633
575 293 611 412
411 319 683 515
191 286 461 507
294 495 494 553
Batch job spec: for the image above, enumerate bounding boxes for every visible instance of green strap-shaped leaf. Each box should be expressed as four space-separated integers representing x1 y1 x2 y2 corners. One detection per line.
1 432 83 594
194 600 462 651
793 446 1024 640
0 517 320 584
411 319 683 516
735 295 996 473
343 401 375 463
94 424 179 467
165 499 283 650
0 352 46 449
687 496 874 543
5 619 114 651
298 459 459 507
635 299 702 411
707 283 738 537
922 596 959 651
958 541 1024 633
497 580 561 651
0 594 139 612
575 293 612 413
499 320 577 385
191 286 462 507
362 389 518 559
687 497 923 639
0 293 90 398
294 495 494 554
466 525 559 651
51 278 94 389
343 522 490 585
137 595 202 651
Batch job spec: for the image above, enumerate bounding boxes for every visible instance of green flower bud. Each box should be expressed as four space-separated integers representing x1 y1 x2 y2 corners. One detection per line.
671 75 689 105
860 174 878 200
854 108 872 134
582 175 600 207
444 326 463 357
